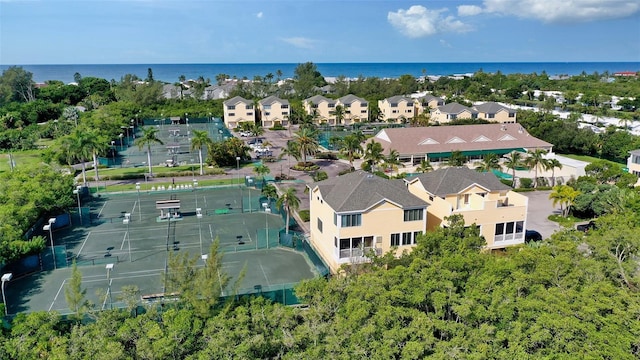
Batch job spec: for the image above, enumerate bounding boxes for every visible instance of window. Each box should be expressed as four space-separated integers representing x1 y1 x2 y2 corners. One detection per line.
229 113 235 116
333 213 337 225
413 231 423 243
247 112 253 116
341 214 361 227
404 209 424 221
406 109 412 113
317 218 323 233
282 112 288 115
264 105 271 110
391 103 398 107
392 110 398 114
488 113 495 119
391 233 400 246
360 110 367 114
464 194 470 205
265 112 271 116
508 113 515 118
328 104 335 108
228 105 236 110
361 103 368 107
245 105 253 110
344 104 351 108
402 232 412 245
281 104 289 109
495 221 525 242
449 114 457 120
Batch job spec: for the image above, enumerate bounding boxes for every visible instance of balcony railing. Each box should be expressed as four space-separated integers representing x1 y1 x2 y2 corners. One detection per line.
339 247 375 259
494 232 524 242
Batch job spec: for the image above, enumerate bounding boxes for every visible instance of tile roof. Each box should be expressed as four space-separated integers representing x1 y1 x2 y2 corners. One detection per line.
437 102 478 115
304 95 335 105
338 94 367 105
383 95 413 104
408 167 511 197
223 96 252 106
312 171 428 212
473 102 515 114
370 123 553 156
259 95 289 106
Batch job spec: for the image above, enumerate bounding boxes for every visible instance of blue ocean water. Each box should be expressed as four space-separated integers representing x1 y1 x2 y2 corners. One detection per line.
1 62 638 84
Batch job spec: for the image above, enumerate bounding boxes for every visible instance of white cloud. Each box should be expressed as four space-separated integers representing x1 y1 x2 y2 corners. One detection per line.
256 11 263 19
388 5 472 38
458 5 483 16
281 37 316 49
439 39 452 48
468 0 640 23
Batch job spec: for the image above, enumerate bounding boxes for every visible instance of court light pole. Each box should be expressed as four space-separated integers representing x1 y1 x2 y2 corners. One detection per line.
197 208 203 255
73 186 82 225
2 273 13 316
135 183 141 221
123 214 131 262
105 263 114 310
193 179 198 209
236 157 240 187
43 218 56 269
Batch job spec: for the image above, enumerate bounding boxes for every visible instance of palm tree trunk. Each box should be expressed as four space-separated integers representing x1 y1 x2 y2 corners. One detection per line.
285 206 290 234
551 168 556 186
147 145 153 176
81 162 87 184
93 152 100 181
199 148 204 176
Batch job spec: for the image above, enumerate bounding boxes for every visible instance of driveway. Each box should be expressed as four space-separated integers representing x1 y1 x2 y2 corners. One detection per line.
522 190 561 240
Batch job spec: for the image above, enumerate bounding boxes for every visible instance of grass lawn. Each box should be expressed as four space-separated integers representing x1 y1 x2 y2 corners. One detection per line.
560 154 625 169
0 150 46 172
548 214 586 228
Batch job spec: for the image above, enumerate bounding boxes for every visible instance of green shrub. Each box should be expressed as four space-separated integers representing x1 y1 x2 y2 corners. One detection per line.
500 179 514 187
338 167 355 176
270 124 286 131
519 178 533 189
298 210 310 222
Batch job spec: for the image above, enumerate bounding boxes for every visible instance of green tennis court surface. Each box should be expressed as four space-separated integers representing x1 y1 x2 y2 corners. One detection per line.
5 187 321 314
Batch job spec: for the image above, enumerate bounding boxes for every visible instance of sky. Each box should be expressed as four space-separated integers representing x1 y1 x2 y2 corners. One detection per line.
1 0 639 64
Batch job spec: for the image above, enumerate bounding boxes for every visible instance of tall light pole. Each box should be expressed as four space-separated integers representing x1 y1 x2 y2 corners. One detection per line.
43 217 56 269
197 208 203 255
118 133 124 150
135 183 141 221
193 179 198 209
1 273 13 316
123 214 131 262
105 263 114 310
73 186 82 225
263 203 270 249
236 156 242 212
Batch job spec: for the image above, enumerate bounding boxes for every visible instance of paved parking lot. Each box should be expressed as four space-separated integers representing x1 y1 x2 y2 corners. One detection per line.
522 190 561 240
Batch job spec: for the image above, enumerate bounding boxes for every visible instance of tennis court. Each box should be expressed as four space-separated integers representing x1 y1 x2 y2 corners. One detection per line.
5 186 321 314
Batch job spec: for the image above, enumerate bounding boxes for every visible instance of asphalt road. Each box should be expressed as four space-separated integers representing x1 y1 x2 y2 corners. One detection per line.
522 190 561 240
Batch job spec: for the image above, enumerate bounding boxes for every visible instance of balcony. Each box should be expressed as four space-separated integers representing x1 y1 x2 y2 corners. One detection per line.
338 246 375 259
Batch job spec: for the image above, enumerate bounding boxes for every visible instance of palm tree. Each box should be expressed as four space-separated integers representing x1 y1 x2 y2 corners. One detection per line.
445 150 466 167
416 158 433 173
334 105 345 125
62 128 92 184
504 151 524 187
135 127 164 176
547 158 563 186
384 149 403 176
191 130 212 176
363 141 385 172
525 149 549 188
253 164 271 187
250 123 264 141
293 127 319 165
85 129 109 181
474 153 501 173
549 185 580 217
340 134 362 169
279 141 301 177
276 187 300 234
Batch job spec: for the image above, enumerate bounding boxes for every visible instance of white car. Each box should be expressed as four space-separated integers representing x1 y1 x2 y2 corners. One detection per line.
239 131 253 137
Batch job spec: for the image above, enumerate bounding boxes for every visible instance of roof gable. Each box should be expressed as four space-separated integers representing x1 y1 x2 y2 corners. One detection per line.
472 135 492 142
411 167 510 197
419 138 439 145
446 136 466 144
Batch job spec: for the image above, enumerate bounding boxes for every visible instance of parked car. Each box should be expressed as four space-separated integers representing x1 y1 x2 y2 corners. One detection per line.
525 230 542 243
239 131 253 137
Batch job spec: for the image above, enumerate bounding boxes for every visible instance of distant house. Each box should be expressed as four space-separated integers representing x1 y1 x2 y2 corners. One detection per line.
406 167 528 249
258 96 290 128
337 94 369 125
415 94 445 114
627 150 640 186
162 84 182 99
614 71 638 77
430 102 478 124
378 95 415 123
203 83 235 100
308 171 428 273
304 95 337 125
368 123 553 165
472 102 517 123
223 96 255 129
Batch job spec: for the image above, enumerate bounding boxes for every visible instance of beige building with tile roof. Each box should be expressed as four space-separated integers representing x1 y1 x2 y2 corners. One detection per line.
369 123 553 165
431 102 479 124
308 171 428 272
258 96 290 128
223 96 255 129
472 102 517 123
378 95 415 123
406 167 528 249
337 94 369 125
303 95 337 125
415 94 445 113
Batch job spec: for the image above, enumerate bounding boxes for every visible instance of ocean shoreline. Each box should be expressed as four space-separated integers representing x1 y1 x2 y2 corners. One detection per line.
2 62 638 84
